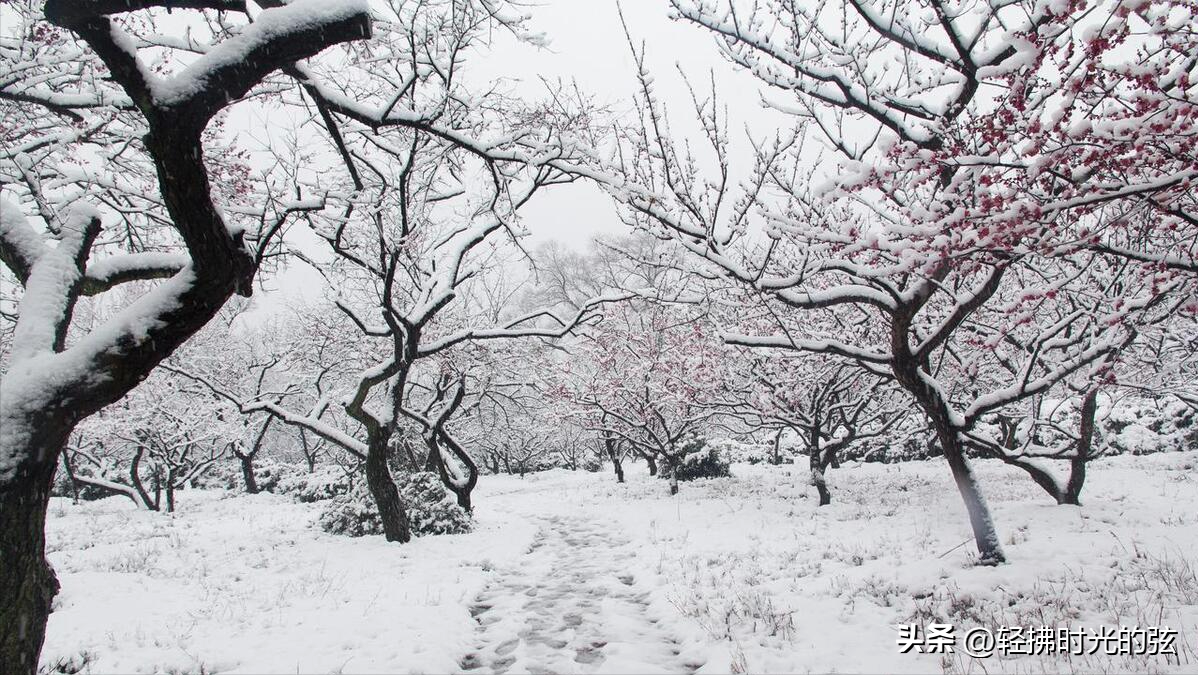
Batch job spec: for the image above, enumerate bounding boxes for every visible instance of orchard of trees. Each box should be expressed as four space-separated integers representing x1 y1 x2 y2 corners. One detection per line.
1 0 1194 672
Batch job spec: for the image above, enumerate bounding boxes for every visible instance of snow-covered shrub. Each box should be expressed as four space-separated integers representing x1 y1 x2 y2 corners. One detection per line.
1102 397 1198 455
318 472 472 538
188 461 241 490
712 438 777 465
667 437 731 481
252 460 305 493
277 466 354 503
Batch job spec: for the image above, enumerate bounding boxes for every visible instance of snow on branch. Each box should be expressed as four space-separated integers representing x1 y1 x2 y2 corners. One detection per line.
723 332 893 365
163 364 368 459
45 0 372 126
416 291 636 357
80 252 191 295
2 199 100 363
149 0 372 120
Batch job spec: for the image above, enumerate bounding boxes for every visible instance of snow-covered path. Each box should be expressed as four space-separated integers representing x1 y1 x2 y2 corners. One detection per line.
459 514 706 675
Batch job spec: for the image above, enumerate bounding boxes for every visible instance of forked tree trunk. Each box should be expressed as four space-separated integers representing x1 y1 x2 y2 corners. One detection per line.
0 422 72 675
423 434 477 514
999 389 1098 505
365 434 410 543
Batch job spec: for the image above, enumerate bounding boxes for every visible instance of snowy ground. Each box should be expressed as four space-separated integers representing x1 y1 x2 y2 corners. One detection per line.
41 452 1198 674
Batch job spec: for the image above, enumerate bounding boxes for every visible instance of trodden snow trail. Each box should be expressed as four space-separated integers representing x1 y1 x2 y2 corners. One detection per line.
458 514 706 675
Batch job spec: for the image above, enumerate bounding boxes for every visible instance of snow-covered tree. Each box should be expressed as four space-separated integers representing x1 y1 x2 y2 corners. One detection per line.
0 2 372 668
583 0 1196 564
737 357 907 505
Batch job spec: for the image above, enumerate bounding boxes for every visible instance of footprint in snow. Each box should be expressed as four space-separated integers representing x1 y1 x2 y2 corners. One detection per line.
458 515 704 674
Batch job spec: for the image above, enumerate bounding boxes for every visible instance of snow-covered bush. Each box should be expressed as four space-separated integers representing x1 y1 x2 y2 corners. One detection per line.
278 466 354 503
712 438 777 465
667 437 731 481
1102 397 1198 456
318 472 472 538
252 460 305 493
189 462 241 490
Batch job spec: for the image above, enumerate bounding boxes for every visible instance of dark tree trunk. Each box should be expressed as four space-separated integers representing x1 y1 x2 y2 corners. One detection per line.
151 466 162 511
1061 389 1098 506
604 436 625 483
238 454 259 494
662 456 679 495
61 450 80 504
933 423 1005 565
365 434 410 543
988 390 1098 506
129 447 157 512
771 428 783 465
299 431 317 473
826 449 841 469
808 422 831 506
0 423 71 675
645 454 658 476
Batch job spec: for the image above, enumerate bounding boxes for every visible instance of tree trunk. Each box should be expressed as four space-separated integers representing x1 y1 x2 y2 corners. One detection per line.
164 467 176 513
299 431 317 473
663 456 679 495
129 447 158 512
645 454 658 476
238 453 259 494
61 450 80 504
365 434 410 543
808 423 831 506
424 434 476 514
605 437 625 483
771 428 783 465
826 448 840 469
0 424 71 675
1061 389 1098 506
934 423 1005 565
895 344 1006 565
